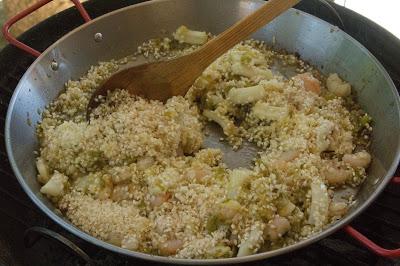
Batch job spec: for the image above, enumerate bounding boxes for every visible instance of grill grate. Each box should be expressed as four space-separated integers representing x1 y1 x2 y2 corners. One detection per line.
0 0 399 265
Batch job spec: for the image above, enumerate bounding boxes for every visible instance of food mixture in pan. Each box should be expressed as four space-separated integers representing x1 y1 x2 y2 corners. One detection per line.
36 26 373 258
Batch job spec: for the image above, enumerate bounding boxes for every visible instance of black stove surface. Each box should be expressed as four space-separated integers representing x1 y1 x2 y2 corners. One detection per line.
0 0 400 265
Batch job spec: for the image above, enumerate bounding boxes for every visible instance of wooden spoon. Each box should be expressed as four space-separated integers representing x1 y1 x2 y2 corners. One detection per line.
87 0 300 114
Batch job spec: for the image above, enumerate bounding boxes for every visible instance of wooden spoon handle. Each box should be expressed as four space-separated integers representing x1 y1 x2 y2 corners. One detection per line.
194 0 300 68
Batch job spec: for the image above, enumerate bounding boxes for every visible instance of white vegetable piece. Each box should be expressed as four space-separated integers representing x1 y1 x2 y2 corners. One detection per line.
315 120 335 153
36 157 50 184
73 175 90 192
147 167 181 194
228 84 266 105
227 168 253 199
263 79 285 92
206 245 232 258
276 197 296 217
231 63 273 80
252 102 288 121
343 151 371 169
326 73 351 97
308 180 329 228
40 171 68 197
207 94 224 106
237 224 264 257
203 110 238 136
173 25 208 45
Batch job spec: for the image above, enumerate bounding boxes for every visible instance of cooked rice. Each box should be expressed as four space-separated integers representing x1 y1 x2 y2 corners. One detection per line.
36 27 372 259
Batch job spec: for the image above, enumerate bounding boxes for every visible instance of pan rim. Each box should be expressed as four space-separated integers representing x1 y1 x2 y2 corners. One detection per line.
5 0 400 264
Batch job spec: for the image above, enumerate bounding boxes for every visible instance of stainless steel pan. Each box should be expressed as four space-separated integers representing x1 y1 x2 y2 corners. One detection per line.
3 0 400 263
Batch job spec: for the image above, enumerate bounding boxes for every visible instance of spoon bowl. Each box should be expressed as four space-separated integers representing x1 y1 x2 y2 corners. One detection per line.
87 0 300 116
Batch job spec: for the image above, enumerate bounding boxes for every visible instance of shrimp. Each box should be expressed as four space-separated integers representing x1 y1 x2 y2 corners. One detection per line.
324 165 351 186
184 167 212 183
111 184 130 202
326 73 351 97
150 193 171 207
274 150 300 169
159 239 184 256
264 216 291 241
121 235 139 251
329 201 348 217
293 72 321 95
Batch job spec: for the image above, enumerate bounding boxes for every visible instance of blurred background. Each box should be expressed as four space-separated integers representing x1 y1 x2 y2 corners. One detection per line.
0 0 398 50
0 0 85 49
335 0 400 38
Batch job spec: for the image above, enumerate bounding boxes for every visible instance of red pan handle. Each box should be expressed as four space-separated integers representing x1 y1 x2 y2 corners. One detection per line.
392 176 400 184
344 176 400 258
1 0 91 57
344 226 400 258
